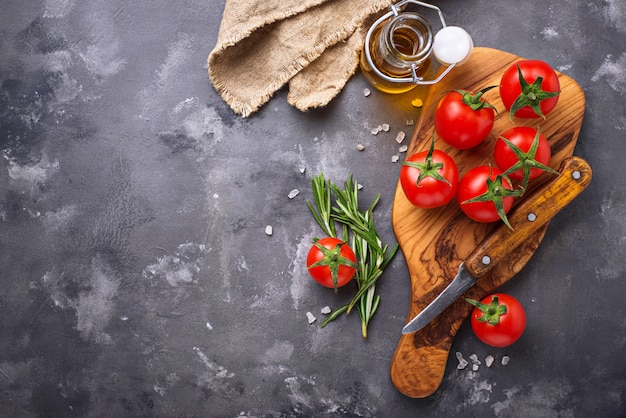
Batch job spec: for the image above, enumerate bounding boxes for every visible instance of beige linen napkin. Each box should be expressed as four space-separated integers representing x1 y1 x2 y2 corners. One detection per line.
208 0 394 117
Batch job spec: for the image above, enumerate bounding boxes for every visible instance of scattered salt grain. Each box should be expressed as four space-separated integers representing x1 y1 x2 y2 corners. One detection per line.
501 355 510 366
371 126 380 135
357 183 364 190
456 352 468 370
485 355 495 368
363 88 371 97
469 354 481 371
306 312 317 324
357 143 365 151
381 123 390 132
391 155 400 163
299 166 306 174
395 131 406 144
399 145 408 153
320 306 332 315
265 225 273 236
288 189 300 199
406 119 414 126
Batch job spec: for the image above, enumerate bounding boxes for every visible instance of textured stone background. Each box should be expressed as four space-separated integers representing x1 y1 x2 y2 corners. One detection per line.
1 0 625 416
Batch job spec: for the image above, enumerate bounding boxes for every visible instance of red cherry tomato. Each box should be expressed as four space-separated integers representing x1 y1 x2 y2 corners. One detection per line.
494 126 553 185
434 87 497 149
500 60 560 119
400 140 458 209
467 293 526 347
306 237 357 291
457 166 520 226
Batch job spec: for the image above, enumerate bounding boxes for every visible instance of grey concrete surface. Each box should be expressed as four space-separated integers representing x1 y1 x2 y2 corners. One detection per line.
1 0 625 416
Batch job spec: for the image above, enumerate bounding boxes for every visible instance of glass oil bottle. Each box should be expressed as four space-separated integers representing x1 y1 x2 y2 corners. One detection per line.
360 12 434 94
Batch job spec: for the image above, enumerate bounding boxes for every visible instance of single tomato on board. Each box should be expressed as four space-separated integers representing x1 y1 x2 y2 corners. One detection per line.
434 86 497 149
306 237 357 292
457 165 523 229
500 59 561 119
466 293 527 347
400 137 458 209
494 126 559 189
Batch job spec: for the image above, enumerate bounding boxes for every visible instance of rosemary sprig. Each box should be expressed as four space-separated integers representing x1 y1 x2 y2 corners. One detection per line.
309 173 398 338
307 174 336 238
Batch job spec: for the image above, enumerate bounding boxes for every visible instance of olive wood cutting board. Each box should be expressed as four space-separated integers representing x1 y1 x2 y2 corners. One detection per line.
389 47 587 398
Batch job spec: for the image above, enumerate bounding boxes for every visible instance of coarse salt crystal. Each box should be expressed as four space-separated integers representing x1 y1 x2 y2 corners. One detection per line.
469 354 481 365
501 355 510 366
406 119 414 126
265 225 273 236
381 123 390 132
395 131 406 144
357 144 365 151
391 155 400 163
363 88 371 97
456 352 468 370
399 145 408 153
371 127 380 135
288 189 300 199
320 306 331 314
306 312 317 324
485 355 495 367
299 166 306 174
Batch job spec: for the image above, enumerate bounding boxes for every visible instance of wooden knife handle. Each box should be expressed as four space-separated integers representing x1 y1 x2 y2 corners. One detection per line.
465 156 592 278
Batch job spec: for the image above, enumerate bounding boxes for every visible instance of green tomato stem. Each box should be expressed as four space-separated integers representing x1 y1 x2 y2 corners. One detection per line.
465 296 508 325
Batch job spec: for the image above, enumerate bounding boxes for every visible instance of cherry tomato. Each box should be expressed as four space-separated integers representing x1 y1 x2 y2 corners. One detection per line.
500 60 560 119
466 293 526 347
494 126 558 189
306 237 357 291
434 87 497 149
400 138 458 209
457 166 522 228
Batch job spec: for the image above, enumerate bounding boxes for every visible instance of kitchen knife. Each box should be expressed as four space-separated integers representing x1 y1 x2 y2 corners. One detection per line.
402 156 592 335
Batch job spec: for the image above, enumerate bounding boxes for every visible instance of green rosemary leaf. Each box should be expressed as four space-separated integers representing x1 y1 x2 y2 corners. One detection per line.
320 304 349 327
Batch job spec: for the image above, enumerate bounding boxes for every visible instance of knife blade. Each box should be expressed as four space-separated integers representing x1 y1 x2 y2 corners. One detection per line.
402 156 592 334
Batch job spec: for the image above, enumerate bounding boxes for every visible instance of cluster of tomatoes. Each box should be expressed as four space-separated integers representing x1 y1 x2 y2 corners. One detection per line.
400 60 561 229
401 59 562 346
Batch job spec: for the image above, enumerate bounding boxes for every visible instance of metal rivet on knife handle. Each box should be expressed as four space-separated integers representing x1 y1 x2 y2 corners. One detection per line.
527 212 537 222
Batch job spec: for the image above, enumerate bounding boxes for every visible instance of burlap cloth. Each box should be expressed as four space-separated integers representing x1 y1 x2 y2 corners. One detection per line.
208 0 395 117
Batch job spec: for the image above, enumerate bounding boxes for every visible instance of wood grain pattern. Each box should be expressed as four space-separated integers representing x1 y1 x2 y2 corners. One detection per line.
389 47 587 398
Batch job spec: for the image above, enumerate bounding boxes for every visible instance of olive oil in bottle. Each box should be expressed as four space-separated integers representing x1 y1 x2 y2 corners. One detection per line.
360 12 434 94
